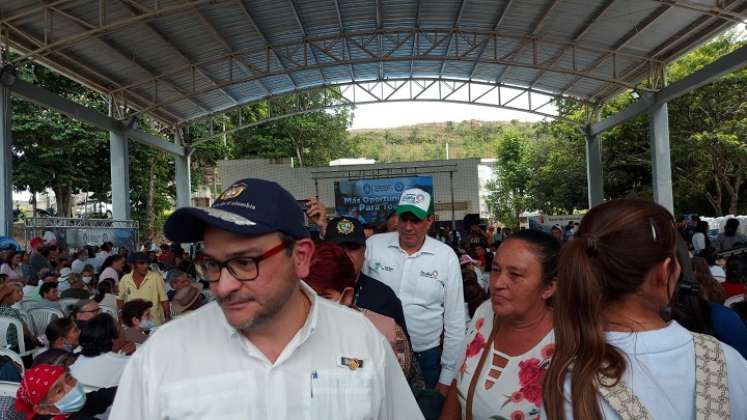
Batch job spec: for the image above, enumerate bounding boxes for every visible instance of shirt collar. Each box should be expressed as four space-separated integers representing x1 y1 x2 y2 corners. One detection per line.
387 233 437 255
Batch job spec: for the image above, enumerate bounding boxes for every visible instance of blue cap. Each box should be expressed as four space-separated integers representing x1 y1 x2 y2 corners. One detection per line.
164 178 309 243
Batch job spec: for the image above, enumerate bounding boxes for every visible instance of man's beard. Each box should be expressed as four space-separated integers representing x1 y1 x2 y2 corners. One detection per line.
217 282 296 333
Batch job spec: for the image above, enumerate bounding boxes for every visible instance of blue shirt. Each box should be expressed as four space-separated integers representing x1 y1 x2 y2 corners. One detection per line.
710 302 747 359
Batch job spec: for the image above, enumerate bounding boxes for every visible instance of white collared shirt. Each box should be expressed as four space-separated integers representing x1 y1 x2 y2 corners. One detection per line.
363 232 465 385
109 282 423 420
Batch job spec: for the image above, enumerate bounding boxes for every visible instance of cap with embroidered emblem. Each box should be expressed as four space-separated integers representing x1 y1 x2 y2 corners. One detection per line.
325 217 366 246
396 188 433 220
164 178 309 243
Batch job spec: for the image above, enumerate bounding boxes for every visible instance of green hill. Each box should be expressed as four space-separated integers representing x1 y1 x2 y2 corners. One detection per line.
347 119 542 163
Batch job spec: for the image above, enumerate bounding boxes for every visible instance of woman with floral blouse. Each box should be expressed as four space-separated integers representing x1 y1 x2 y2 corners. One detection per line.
440 229 559 420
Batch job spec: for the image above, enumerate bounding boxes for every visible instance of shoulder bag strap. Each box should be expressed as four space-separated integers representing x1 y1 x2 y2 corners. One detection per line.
691 332 730 420
597 375 653 420
465 316 498 420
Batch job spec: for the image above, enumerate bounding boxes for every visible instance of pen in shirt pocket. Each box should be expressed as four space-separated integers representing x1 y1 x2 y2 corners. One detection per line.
310 370 318 398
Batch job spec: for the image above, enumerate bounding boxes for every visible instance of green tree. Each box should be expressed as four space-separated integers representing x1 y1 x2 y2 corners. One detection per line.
11 65 110 217
486 131 533 227
228 95 355 167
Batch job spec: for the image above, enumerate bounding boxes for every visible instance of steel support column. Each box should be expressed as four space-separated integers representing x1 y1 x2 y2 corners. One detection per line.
649 102 674 214
175 130 192 209
585 129 604 209
0 86 13 236
109 128 131 220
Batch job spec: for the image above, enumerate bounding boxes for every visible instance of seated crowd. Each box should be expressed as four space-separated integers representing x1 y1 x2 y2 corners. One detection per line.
0 179 745 419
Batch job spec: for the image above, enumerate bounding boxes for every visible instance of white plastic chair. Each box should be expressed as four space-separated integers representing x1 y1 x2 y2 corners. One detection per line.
26 308 63 337
0 349 24 373
725 294 745 308
100 305 118 320
0 381 18 397
0 316 33 357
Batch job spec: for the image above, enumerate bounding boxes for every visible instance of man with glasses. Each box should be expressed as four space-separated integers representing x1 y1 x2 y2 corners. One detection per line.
110 178 422 420
116 252 170 326
325 217 408 340
363 189 464 396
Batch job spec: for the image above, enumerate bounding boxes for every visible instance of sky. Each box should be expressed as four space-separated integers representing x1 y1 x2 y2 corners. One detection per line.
349 101 549 130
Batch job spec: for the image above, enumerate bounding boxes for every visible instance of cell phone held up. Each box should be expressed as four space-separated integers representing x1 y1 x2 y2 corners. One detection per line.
297 199 317 229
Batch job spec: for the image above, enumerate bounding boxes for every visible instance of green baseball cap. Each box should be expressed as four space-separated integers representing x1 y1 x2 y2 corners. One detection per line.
396 188 433 220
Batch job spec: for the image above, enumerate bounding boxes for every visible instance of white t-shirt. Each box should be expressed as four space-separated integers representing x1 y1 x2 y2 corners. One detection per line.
363 232 465 386
109 282 422 420
70 352 130 388
552 322 747 419
99 267 119 283
0 264 21 280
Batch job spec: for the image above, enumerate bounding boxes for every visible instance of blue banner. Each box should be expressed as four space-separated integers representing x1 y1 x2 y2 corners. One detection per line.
334 176 433 225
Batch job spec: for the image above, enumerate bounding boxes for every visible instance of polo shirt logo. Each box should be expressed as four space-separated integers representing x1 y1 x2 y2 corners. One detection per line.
371 261 394 272
420 270 439 279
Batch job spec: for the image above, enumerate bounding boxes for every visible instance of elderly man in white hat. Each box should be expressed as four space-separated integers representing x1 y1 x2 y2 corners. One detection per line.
363 188 464 396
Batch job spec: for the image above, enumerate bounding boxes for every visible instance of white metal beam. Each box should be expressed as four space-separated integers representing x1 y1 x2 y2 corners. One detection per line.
590 42 747 136
0 85 13 236
10 78 186 157
650 102 673 213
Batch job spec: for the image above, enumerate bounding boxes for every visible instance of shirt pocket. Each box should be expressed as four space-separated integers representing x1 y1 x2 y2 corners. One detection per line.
310 369 375 420
411 275 444 306
160 371 256 420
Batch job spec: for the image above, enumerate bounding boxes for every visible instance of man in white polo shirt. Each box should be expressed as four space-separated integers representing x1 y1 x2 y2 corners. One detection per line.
110 178 422 420
363 188 464 396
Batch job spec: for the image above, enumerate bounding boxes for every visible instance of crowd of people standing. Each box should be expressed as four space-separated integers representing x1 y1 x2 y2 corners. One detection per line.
0 177 746 419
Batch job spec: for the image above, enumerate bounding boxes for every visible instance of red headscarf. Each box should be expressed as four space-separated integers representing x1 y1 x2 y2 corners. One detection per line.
16 364 67 420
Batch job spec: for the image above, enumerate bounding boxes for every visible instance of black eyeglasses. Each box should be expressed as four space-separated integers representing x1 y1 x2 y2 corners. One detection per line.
196 243 287 282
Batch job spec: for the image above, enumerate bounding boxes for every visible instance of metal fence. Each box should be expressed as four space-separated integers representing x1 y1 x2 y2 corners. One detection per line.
24 218 139 251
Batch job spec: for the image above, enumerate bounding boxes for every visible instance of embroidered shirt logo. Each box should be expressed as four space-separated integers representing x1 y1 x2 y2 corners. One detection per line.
371 261 394 272
420 270 439 279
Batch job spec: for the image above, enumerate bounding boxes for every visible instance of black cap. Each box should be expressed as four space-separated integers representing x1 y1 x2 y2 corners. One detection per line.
325 217 366 246
132 252 149 263
164 178 309 243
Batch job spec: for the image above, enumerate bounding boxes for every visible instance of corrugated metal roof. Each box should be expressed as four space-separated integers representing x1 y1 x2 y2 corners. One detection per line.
1 0 744 126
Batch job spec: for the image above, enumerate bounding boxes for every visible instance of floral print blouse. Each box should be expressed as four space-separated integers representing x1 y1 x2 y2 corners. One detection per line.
456 300 555 420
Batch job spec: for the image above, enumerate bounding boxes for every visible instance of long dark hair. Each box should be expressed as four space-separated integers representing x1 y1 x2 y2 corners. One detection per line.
543 199 678 420
101 255 124 271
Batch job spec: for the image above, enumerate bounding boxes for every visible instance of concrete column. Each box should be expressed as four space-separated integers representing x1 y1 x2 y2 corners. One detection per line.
0 85 13 236
585 130 604 209
174 130 191 208
109 129 131 220
649 102 674 214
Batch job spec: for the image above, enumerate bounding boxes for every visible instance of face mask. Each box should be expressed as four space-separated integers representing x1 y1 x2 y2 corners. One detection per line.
140 319 156 331
54 382 87 413
81 276 92 284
